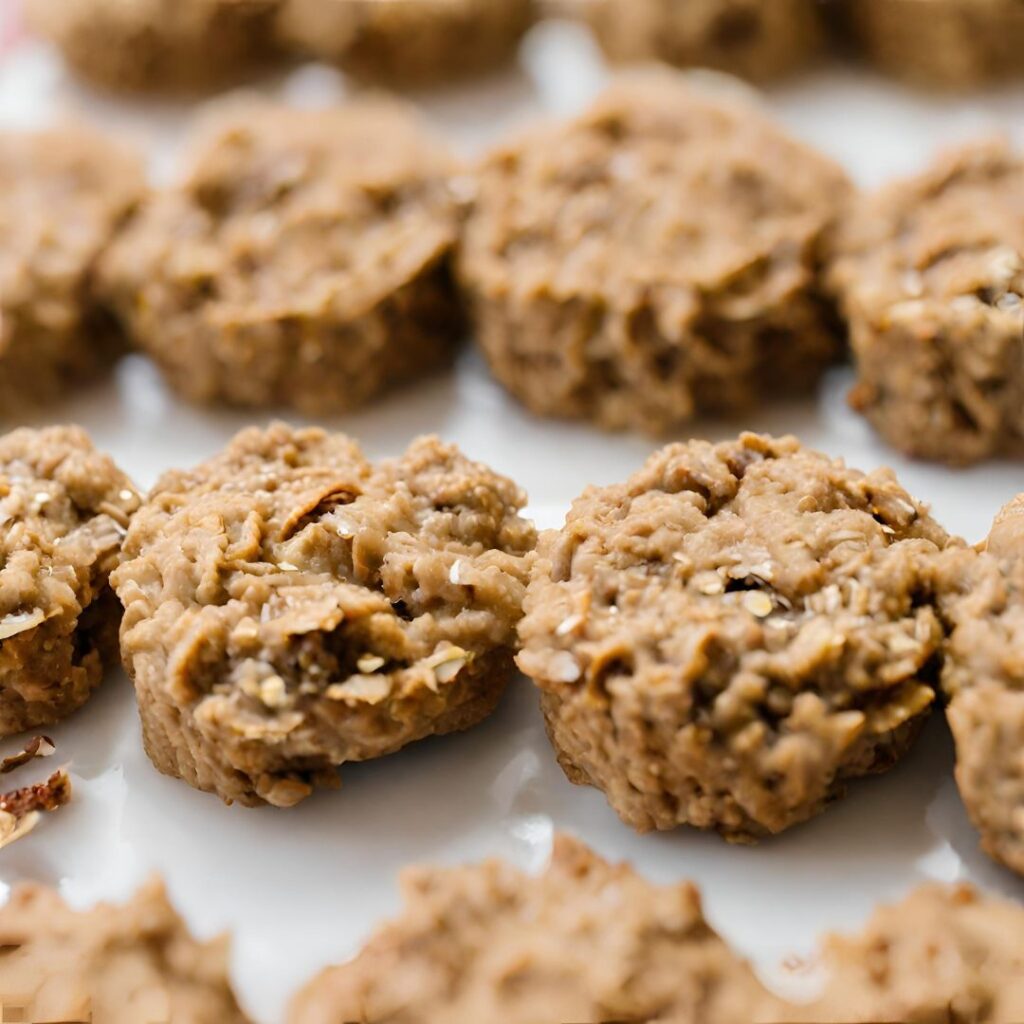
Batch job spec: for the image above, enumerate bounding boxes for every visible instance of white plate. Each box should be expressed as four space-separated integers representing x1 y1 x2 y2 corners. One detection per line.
2 18 1024 1021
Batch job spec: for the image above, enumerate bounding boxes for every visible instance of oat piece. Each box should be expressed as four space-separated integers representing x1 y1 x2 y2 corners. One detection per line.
792 883 1024 1023
100 100 464 415
0 880 250 1023
25 0 282 93
583 0 823 81
0 128 144 414
277 0 534 86
0 426 140 737
517 433 950 842
458 73 850 434
831 139 1024 465
112 423 535 807
844 0 1024 89
289 833 785 1024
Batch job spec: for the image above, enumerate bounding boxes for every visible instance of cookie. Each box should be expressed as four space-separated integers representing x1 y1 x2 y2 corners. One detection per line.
830 139 1024 465
584 0 823 81
289 833 785 1024
935 494 1024 876
458 73 850 434
0 127 144 413
517 433 950 842
100 100 464 416
112 423 535 808
0 427 140 738
844 0 1024 88
0 879 249 1023
277 0 534 86
25 0 282 93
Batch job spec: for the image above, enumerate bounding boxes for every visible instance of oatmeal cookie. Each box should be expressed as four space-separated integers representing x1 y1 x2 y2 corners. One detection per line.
584 0 823 81
289 833 785 1024
277 0 534 86
25 0 282 93
0 879 250 1023
99 100 463 415
0 427 140 737
458 73 851 434
0 127 144 414
112 423 535 808
830 139 1024 465
844 0 1024 88
517 433 950 842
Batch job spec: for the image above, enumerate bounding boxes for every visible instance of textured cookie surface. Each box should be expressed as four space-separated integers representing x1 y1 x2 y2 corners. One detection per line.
0 128 143 413
100 101 463 415
278 0 533 85
831 139 1024 464
0 880 250 1023
0 426 140 737
459 74 850 433
518 433 949 841
289 833 785 1024
112 423 535 807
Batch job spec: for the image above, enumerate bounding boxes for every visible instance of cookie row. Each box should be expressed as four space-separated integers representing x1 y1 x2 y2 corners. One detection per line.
4 75 1022 464
3 423 1023 878
2 833 1023 1022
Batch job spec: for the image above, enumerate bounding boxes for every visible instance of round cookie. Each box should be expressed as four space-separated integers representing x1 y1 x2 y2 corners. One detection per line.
517 433 950 842
0 127 144 414
277 0 534 86
0 880 249 1023
100 100 465 415
830 139 1024 465
0 426 141 737
112 423 536 808
458 74 851 434
289 834 785 1024
844 0 1024 88
25 0 282 93
584 0 823 81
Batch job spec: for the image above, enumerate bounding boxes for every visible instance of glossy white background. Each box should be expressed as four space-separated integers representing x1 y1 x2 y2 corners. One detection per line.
2 12 1024 1020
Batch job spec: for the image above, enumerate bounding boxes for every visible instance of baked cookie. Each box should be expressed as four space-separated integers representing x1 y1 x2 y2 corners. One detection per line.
0 879 250 1023
517 433 950 842
112 423 535 808
100 100 464 416
844 0 1024 88
584 0 823 81
277 0 534 86
0 427 140 737
0 127 144 413
289 833 785 1024
831 139 1024 465
793 883 1024 1023
935 494 1024 876
25 0 282 93
458 74 851 434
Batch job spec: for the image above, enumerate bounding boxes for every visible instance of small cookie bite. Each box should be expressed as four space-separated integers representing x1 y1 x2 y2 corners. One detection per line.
277 0 534 86
584 0 823 81
458 74 851 434
831 140 1024 465
25 0 282 93
0 880 250 1023
518 433 950 842
112 424 535 808
844 0 1024 89
0 127 144 413
793 883 1024 1023
0 427 140 737
99 101 464 415
935 494 1024 876
289 834 785 1024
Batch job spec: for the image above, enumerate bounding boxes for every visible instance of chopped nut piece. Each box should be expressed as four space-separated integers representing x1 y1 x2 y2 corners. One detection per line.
743 592 774 618
0 768 72 817
0 609 47 641
0 736 56 775
0 809 40 850
356 654 386 674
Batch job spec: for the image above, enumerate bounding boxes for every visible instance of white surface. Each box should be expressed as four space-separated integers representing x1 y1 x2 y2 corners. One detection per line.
2 19 1024 1021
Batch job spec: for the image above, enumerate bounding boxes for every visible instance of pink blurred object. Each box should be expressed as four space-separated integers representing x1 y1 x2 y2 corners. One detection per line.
1 0 26 54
